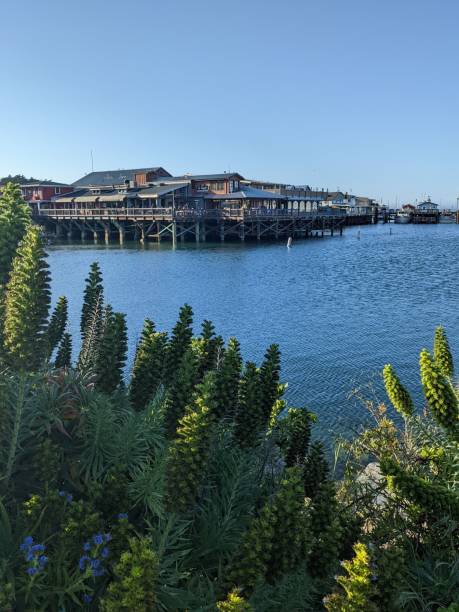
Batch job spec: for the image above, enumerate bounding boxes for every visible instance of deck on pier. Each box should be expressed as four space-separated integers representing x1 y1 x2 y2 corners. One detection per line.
34 207 370 244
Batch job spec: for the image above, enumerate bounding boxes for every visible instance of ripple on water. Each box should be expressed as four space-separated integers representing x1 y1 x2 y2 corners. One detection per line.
47 223 459 441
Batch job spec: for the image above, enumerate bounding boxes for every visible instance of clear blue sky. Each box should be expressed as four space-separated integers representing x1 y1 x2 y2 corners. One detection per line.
2 0 459 205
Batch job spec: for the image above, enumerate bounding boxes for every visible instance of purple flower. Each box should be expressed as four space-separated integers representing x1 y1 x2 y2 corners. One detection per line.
66 493 73 503
104 533 112 542
27 567 38 576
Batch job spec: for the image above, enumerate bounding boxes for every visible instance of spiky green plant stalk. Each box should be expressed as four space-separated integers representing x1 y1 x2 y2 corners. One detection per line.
77 287 103 375
278 407 313 467
165 372 216 512
383 364 414 418
434 326 454 379
129 319 168 411
164 304 193 383
215 337 242 419
259 344 281 425
165 344 200 437
45 295 68 359
324 542 378 612
266 466 310 582
308 480 343 578
0 182 31 286
198 319 223 375
419 348 458 434
227 503 274 594
234 361 263 448
55 332 72 368
101 537 158 611
303 440 329 500
81 261 103 341
381 456 459 521
217 589 253 611
3 226 50 370
95 306 128 394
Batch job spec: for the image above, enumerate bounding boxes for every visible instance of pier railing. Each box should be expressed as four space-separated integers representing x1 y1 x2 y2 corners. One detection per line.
36 207 347 222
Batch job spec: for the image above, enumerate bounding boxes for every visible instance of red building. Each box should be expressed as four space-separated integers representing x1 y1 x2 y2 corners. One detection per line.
20 181 74 203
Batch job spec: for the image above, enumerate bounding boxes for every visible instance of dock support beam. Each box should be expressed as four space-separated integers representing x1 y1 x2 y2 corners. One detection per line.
195 222 200 244
220 223 225 242
172 221 177 248
113 221 125 245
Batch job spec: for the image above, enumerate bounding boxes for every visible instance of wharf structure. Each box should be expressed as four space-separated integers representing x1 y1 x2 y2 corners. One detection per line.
31 167 378 244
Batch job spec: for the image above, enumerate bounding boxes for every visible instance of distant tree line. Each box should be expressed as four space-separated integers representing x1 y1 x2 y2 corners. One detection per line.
0 174 49 186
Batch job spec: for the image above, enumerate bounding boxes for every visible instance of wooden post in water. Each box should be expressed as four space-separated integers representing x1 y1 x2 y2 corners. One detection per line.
172 221 177 248
195 221 200 244
220 223 225 242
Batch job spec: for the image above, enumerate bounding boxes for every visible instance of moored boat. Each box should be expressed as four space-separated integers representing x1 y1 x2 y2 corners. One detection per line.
395 212 411 224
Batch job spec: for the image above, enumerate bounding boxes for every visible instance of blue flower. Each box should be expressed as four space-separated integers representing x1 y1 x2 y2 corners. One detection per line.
31 544 45 553
25 552 34 562
93 533 104 546
38 555 48 568
27 567 38 576
89 558 100 570
20 536 34 551
66 493 73 503
117 513 128 520
58 490 66 497
101 547 109 558
104 533 112 542
83 541 91 552
79 555 90 571
92 568 105 577
83 594 93 603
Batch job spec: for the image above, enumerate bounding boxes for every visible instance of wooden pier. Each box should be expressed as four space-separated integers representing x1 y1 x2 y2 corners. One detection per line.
34 206 349 245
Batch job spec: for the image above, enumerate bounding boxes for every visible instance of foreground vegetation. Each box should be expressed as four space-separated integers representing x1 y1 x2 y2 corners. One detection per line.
0 182 458 610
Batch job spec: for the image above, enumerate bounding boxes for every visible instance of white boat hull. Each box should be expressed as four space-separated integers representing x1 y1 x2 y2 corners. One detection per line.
395 215 410 224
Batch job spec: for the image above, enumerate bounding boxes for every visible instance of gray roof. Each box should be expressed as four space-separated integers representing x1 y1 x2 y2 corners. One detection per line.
205 187 285 200
176 172 244 181
53 183 189 202
73 167 172 187
138 183 189 197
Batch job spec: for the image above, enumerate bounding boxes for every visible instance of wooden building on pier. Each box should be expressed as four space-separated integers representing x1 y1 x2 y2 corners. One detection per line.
32 167 373 244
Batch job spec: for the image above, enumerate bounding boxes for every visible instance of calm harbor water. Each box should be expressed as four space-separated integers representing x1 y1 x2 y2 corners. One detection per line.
47 223 459 441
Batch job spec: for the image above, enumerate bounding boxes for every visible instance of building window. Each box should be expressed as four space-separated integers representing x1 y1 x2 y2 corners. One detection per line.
55 187 61 194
